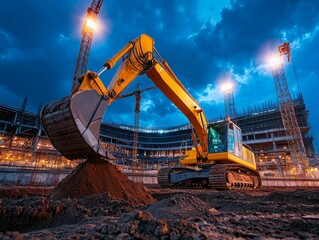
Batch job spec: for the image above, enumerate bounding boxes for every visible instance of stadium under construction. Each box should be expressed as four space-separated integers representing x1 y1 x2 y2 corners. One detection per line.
0 0 314 189
0 93 318 186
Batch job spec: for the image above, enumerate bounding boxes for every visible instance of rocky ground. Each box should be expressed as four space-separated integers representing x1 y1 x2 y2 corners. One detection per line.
1 188 319 239
0 160 319 239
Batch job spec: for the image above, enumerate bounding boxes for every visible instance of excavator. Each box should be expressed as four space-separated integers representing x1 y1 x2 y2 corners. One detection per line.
41 34 261 190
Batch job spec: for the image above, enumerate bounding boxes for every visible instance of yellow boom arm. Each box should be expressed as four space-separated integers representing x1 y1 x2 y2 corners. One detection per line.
74 34 208 159
43 34 208 160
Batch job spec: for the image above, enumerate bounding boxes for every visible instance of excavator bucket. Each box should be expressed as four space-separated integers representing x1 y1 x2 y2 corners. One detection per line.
41 89 113 160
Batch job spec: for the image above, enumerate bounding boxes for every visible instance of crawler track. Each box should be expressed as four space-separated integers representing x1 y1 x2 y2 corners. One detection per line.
209 164 261 190
157 164 261 190
157 168 172 188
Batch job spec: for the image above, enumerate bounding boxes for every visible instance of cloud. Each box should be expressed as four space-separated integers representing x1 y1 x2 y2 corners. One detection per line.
0 0 319 149
141 99 155 112
0 84 21 107
196 84 224 105
0 48 24 62
58 34 71 43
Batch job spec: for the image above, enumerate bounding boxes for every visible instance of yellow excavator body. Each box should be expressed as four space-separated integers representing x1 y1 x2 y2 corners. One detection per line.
41 34 261 190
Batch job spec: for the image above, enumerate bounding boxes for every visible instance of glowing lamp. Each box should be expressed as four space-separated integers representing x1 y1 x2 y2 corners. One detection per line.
221 82 234 93
268 56 282 67
86 18 97 31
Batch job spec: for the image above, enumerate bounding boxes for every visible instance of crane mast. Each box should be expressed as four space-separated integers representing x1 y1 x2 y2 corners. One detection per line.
132 84 141 161
71 0 103 93
271 42 308 177
118 84 156 161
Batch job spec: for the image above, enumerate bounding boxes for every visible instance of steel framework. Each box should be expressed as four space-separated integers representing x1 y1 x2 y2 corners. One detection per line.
118 84 156 161
271 42 308 176
223 90 237 119
71 0 103 92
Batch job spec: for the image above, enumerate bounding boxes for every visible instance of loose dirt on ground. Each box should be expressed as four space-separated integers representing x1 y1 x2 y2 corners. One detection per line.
1 168 319 239
50 158 155 207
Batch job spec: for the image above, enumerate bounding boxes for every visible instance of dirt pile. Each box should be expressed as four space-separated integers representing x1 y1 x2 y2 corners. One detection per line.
147 193 211 220
0 187 52 199
1 188 319 239
262 189 319 204
50 158 155 206
0 193 134 232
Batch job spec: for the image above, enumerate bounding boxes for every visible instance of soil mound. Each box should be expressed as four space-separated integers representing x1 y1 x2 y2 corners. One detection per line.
0 194 134 232
50 159 155 206
263 189 319 204
0 187 52 199
2 188 319 239
146 193 211 220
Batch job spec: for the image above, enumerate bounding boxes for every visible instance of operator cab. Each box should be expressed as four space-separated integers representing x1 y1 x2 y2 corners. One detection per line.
208 119 243 159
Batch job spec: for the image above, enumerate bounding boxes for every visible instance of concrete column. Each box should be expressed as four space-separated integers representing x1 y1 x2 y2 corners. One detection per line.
271 132 284 177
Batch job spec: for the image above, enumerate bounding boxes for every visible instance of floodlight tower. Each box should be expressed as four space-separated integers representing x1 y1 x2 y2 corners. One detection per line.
269 42 308 176
71 0 104 93
221 82 237 119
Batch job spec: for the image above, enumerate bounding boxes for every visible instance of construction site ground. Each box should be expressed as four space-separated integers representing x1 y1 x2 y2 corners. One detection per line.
1 161 319 239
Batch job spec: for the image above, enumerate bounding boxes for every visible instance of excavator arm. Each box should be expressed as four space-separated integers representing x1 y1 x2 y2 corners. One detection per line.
41 34 208 161
146 62 208 158
41 33 261 190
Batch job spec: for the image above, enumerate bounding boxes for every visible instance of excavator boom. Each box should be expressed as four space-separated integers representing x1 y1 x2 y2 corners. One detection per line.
42 34 208 160
41 34 260 190
146 63 208 156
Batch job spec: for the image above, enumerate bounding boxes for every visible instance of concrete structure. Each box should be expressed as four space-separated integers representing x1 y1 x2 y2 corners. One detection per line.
0 93 317 179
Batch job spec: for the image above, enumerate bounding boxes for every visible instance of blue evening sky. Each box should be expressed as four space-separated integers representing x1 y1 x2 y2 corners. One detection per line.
0 0 318 150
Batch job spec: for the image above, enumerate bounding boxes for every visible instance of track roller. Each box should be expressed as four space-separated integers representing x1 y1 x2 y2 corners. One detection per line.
157 167 172 188
209 164 261 190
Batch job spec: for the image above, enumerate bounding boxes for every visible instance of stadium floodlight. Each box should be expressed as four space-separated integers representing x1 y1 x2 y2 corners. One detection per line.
268 55 282 68
220 82 234 94
86 18 97 31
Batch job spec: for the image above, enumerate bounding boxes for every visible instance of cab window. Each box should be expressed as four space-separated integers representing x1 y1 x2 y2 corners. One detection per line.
208 124 227 153
228 123 235 154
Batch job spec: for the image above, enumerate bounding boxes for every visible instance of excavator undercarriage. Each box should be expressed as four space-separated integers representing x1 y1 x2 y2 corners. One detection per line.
41 33 261 191
158 164 261 190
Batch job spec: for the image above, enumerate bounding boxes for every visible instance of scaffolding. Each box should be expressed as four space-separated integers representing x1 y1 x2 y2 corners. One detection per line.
223 90 236 119
270 42 309 177
71 0 104 92
0 94 317 180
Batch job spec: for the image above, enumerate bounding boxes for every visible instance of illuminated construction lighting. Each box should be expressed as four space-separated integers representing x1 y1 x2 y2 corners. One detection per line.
220 80 236 118
268 56 282 67
220 82 234 93
86 18 97 31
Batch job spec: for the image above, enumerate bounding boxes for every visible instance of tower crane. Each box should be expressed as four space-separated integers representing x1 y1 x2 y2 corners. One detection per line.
71 0 104 93
269 42 308 177
118 84 156 161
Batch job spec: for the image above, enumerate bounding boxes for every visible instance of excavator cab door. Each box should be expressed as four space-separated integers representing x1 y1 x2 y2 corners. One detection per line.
227 121 243 158
208 120 243 158
208 123 227 153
